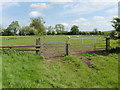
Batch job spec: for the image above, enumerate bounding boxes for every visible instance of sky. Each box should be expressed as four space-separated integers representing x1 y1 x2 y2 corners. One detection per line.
0 0 119 31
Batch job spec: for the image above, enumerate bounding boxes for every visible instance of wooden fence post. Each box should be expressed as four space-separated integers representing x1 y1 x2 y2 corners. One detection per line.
106 37 110 52
9 47 12 50
66 41 69 56
94 39 96 51
36 38 41 55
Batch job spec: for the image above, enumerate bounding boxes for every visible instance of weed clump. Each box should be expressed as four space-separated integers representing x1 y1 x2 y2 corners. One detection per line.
60 55 84 69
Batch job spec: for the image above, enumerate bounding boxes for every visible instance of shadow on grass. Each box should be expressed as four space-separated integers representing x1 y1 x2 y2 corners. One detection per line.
109 47 120 54
85 47 120 56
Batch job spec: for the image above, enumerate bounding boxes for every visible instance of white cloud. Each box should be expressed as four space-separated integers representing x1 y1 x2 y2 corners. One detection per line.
82 22 91 26
0 2 19 10
96 20 106 24
61 23 69 26
89 0 119 2
73 18 87 24
29 11 43 17
69 15 115 31
61 1 118 16
106 8 118 14
0 0 74 2
30 3 50 9
93 16 105 20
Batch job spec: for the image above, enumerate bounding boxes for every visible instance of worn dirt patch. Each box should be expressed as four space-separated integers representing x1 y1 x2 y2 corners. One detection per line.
41 45 106 67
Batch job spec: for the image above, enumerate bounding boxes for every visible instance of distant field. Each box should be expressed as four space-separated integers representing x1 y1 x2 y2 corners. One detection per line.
1 35 104 45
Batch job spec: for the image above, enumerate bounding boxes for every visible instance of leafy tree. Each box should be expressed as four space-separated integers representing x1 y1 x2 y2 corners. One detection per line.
93 28 98 35
30 17 46 35
1 29 9 36
19 26 29 36
85 32 90 35
55 24 65 35
47 26 54 35
0 25 3 36
19 26 36 36
111 17 120 32
109 30 118 39
111 17 120 39
6 21 20 36
98 31 102 35
70 25 79 35
62 31 69 35
51 31 55 35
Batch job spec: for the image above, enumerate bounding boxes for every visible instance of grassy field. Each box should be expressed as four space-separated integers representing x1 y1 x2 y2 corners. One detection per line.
1 35 105 45
2 50 118 88
1 35 119 88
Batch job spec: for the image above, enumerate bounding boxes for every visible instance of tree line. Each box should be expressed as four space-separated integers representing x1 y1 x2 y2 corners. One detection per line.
0 17 120 39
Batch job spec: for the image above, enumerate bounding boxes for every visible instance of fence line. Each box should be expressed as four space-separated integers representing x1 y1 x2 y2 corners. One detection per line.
0 45 40 48
0 37 110 56
0 38 41 55
70 37 102 40
43 42 66 44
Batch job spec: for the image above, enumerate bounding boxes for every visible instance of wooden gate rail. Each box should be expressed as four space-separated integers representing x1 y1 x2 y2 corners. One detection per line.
0 38 41 55
0 45 40 48
0 45 41 54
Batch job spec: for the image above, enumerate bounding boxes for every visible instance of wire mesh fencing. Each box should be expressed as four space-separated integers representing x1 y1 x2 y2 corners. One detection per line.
41 42 66 59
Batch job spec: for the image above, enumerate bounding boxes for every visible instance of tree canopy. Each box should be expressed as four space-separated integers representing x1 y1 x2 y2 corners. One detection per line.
30 17 46 35
55 24 65 35
0 17 107 36
70 25 79 35
19 26 36 36
111 17 120 39
6 21 20 36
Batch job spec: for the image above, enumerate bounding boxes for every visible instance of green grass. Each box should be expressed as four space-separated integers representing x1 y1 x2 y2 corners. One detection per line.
1 35 104 45
1 35 119 88
2 50 118 88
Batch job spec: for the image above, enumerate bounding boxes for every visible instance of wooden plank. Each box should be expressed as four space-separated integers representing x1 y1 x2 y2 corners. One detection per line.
16 49 40 51
1 49 40 51
0 45 41 48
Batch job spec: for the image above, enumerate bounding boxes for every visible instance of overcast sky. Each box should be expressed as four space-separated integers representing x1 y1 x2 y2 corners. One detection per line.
0 0 119 31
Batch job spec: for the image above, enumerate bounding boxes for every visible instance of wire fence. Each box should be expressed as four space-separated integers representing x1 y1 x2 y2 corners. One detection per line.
41 42 66 59
1 36 117 59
